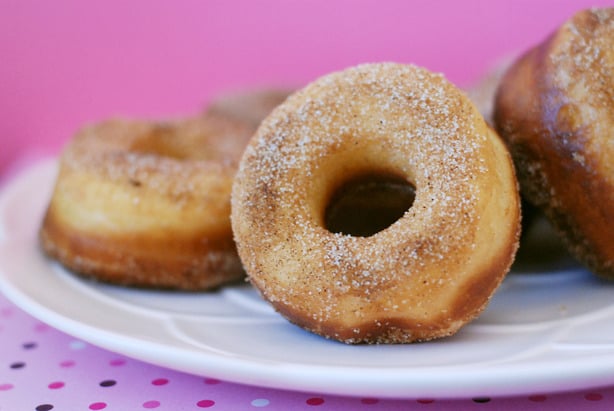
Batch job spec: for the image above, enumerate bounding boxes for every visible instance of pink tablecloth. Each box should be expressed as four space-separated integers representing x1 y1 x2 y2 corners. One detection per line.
1 289 614 411
2 1 614 410
0 295 614 411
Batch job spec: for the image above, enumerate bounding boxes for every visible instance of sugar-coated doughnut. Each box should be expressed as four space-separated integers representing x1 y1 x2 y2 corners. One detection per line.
207 88 293 128
232 63 521 344
494 8 614 279
40 113 253 290
466 58 544 247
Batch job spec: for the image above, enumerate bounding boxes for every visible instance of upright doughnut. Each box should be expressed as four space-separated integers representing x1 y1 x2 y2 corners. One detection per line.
40 113 253 290
495 8 614 279
232 63 521 344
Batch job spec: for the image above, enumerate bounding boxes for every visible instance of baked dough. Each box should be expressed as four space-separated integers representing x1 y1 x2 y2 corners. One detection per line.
495 8 614 279
207 88 293 127
232 63 521 343
40 114 252 290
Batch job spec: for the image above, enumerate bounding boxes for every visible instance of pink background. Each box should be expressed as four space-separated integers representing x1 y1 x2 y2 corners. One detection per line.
1 0 612 179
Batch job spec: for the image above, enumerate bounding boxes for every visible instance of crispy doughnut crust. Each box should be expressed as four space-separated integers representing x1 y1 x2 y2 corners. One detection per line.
494 8 614 279
232 63 521 344
40 114 253 290
466 58 545 244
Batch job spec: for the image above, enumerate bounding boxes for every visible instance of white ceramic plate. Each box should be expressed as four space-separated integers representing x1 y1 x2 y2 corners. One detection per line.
1 159 614 399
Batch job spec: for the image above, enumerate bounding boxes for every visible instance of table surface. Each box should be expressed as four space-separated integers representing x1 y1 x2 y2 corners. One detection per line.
2 1 614 410
1 291 614 411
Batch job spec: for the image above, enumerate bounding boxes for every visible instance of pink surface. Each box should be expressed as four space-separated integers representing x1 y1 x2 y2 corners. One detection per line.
1 0 612 178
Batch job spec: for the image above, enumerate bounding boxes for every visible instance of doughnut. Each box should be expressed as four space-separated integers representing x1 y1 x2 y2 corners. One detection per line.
206 88 293 128
231 63 521 344
494 8 614 279
465 57 511 125
40 113 253 290
466 58 544 247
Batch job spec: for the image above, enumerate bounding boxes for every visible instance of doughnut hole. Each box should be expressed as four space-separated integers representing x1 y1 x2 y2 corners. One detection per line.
324 173 416 237
129 126 190 159
128 122 232 161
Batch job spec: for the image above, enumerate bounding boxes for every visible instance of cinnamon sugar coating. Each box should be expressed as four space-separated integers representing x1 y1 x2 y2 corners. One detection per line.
40 113 253 290
495 8 614 279
232 63 521 343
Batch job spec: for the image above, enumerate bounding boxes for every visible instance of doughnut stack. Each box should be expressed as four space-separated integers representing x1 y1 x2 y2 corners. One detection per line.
40 7 612 344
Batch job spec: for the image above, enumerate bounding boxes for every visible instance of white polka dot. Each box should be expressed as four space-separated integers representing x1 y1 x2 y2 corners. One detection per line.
251 398 270 407
69 340 87 350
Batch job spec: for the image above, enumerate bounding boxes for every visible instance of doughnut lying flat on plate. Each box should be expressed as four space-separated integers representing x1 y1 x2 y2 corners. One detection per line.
231 63 521 344
206 88 293 128
40 113 253 290
495 8 614 279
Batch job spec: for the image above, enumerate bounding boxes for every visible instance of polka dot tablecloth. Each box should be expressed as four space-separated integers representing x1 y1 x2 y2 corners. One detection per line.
1 292 613 410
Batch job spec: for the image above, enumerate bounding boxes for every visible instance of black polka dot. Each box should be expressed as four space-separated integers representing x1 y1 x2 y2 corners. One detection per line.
10 361 25 369
22 342 37 350
99 379 117 387
473 397 491 403
36 404 54 411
